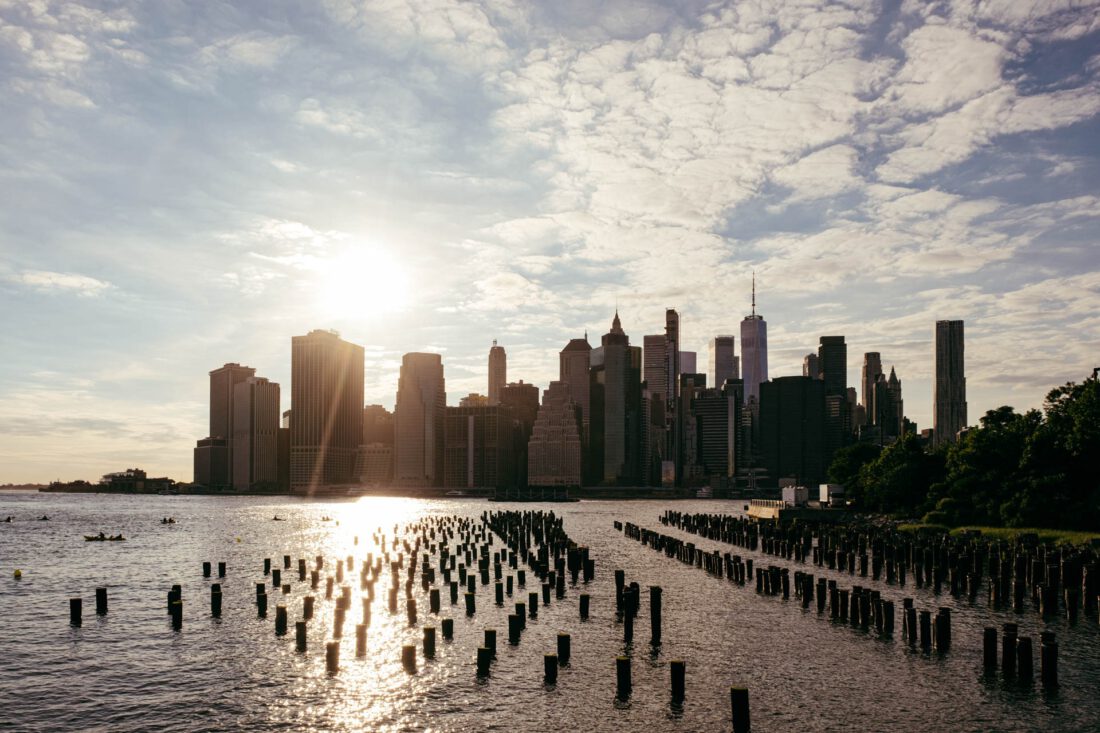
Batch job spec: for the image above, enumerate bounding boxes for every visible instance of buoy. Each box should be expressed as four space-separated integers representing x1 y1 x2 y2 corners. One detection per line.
13 569 21 578
235 537 241 543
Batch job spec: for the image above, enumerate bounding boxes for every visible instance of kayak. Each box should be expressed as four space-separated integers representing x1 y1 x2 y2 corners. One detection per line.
84 535 126 541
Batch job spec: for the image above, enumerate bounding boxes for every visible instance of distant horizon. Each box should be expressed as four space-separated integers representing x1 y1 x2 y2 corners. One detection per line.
2 0 1099 483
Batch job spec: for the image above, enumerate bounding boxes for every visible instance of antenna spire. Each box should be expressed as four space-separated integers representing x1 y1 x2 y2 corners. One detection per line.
751 270 756 316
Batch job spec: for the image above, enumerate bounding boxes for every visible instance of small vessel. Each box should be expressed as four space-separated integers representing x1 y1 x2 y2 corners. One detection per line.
272 516 285 521
445 490 466 497
84 534 125 541
160 518 176 524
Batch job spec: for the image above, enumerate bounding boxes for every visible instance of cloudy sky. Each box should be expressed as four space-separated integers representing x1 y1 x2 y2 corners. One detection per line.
2 0 1099 483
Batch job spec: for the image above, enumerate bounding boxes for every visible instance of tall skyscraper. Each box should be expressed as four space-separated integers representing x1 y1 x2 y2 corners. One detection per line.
710 335 738 387
665 309 680 403
802 353 820 379
740 275 768 406
589 312 642 484
934 320 967 445
872 367 904 440
394 352 446 486
488 340 506 406
290 330 364 491
559 336 592 444
501 379 541 488
205 362 255 487
443 405 515 489
643 334 667 397
679 351 697 375
528 381 583 486
861 352 882 423
818 336 847 396
356 404 394 486
232 376 280 490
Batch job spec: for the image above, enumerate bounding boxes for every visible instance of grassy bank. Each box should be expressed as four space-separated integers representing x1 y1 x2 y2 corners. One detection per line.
897 523 1100 546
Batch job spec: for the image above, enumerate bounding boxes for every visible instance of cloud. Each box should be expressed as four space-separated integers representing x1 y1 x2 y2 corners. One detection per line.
10 269 112 296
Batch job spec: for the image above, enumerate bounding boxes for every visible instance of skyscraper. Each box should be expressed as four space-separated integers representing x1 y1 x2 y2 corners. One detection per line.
872 367 904 441
528 381 583 486
290 330 364 491
679 351 697 375
232 377 280 490
861 352 882 424
818 336 847 397
589 311 642 484
443 405 515 489
205 362 255 487
665 309 680 403
802 353 820 379
740 276 768 406
710 335 738 387
934 320 967 445
559 336 592 440
394 352 446 486
643 335 667 397
760 376 826 486
488 340 506 406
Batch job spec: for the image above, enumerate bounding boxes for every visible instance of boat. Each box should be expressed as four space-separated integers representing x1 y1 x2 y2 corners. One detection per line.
445 490 467 497
84 534 125 541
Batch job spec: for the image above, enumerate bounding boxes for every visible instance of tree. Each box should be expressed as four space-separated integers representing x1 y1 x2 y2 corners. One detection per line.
826 442 881 507
857 433 944 515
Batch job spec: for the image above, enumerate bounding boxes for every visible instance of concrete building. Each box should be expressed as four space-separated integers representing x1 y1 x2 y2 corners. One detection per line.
232 377 280 490
443 405 515 489
356 405 394 486
861 352 883 425
934 320 967 446
760 376 826 487
679 351 697 375
394 352 446 486
527 381 583 486
818 335 847 397
193 437 228 488
589 312 643 484
205 362 255 487
803 353 820 379
290 330 364 491
710 335 738 388
559 336 592 445
488 341 506 406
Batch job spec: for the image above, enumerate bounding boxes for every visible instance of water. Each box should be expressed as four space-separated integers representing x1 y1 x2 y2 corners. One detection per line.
1 492 1097 732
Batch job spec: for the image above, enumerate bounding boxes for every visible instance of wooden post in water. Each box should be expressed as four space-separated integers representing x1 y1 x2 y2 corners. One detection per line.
171 599 183 630
730 687 750 733
95 588 107 616
650 586 662 645
203 561 211 578
529 591 539 619
402 644 416 673
1017 636 1033 678
465 592 476 617
1002 623 1018 676
296 620 307 652
616 656 631 700
424 626 437 659
983 627 997 671
476 646 492 677
671 660 685 702
483 628 496 659
580 593 590 619
1040 632 1058 689
508 614 521 645
325 641 339 674
557 632 570 665
275 605 288 635
218 562 226 578
211 584 222 617
544 654 558 683
69 598 82 627
442 617 454 640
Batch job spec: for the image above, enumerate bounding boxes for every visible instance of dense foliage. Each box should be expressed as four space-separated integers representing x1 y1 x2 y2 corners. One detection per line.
829 377 1100 531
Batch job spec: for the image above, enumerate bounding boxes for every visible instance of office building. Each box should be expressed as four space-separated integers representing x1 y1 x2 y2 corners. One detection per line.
818 336 847 397
394 352 446 486
803 353 820 379
203 362 256 487
710 335 738 387
290 330 364 491
232 376 280 490
740 277 768 406
193 437 228 488
934 320 967 445
443 405 515 489
528 381 583 486
488 341 506 405
760 376 826 487
560 336 592 442
680 351 697 375
861 352 882 424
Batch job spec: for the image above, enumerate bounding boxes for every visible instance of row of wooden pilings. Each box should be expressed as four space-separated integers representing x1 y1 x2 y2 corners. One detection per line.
632 515 1063 690
661 510 1100 623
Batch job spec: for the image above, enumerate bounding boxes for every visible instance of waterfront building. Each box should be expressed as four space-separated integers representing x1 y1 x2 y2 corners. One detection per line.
356 443 393 485
394 352 446 486
527 381 583 486
232 377 280 490
934 320 967 445
204 362 255 487
589 312 643 484
362 405 394 445
760 376 826 487
290 330 364 491
443 405 516 489
488 341 506 406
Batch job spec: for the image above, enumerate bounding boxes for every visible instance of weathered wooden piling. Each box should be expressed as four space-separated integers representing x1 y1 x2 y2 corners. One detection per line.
298 558 306 581
325 641 339 674
1017 636 1033 678
508 614 521 645
483 628 496 659
95 587 107 616
465 592 476 616
476 646 492 677
442 617 454 640
218 561 226 578
407 597 417 626
918 610 931 650
983 627 997 670
1003 623 1018 675
1040 632 1057 689
515 602 526 629
203 561 211 578
544 654 558 683
211 584 222 617
580 593 590 619
257 592 268 618
264 558 271 575
424 626 437 658
556 632 571 665
296 620 307 652
171 599 183 629
650 586 662 645
529 591 539 619
730 687 750 733
275 605 288 635
616 656 631 700
671 660 685 702
70 598 82 626
495 581 504 606
402 644 417 672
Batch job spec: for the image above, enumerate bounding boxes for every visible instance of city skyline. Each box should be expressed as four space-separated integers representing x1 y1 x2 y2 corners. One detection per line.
3 0 1100 482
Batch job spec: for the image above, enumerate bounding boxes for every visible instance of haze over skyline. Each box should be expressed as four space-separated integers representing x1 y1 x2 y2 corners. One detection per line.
2 0 1099 483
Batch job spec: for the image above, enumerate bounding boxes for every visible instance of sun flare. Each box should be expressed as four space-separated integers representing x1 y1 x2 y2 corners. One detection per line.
316 246 409 317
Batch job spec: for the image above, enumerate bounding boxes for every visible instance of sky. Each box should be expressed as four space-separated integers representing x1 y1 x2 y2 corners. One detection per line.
1 0 1099 483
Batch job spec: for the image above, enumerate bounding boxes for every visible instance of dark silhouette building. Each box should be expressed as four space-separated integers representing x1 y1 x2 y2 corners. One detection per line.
934 320 966 445
394 353 445 486
760 376 826 487
443 405 516 489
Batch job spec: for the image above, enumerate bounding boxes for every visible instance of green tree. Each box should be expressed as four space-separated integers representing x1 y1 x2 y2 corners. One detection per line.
826 442 881 507
857 433 944 515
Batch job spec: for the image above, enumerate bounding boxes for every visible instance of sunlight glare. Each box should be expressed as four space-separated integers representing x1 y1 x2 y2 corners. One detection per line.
316 246 409 317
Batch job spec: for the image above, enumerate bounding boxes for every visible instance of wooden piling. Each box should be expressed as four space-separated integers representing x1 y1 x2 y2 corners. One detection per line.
218 561 226 578
70 598 82 627
616 656 631 700
557 632 570 665
95 587 107 616
671 660 685 702
326 641 339 674
275 605 288 635
544 654 558 683
465 592 476 617
1040 633 1057 689
424 626 437 658
296 620 307 652
442 617 454 640
476 646 492 677
730 687 750 733
983 627 997 670
203 561 211 578
650 586 662 645
402 644 416 672
1017 636 1033 678
580 593 590 619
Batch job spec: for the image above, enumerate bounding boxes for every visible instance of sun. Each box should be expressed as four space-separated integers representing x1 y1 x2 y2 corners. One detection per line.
315 246 409 317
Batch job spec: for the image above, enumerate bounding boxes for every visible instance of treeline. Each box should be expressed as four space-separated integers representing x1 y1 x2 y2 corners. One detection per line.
827 376 1100 531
